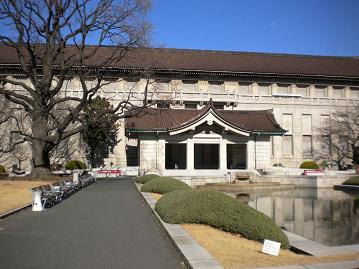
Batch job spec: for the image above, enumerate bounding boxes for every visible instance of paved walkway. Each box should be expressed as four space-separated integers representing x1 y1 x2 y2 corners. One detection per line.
0 179 185 269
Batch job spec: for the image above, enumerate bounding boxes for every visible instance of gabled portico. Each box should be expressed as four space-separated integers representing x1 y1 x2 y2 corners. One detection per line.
125 101 286 185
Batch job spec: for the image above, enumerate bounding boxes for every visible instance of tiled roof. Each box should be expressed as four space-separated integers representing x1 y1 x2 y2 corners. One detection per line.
125 102 286 135
0 45 359 78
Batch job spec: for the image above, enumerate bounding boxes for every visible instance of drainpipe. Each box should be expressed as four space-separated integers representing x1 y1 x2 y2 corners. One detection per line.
156 131 159 170
254 134 257 170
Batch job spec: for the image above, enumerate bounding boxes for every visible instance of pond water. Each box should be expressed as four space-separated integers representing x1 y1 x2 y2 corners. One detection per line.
223 188 359 246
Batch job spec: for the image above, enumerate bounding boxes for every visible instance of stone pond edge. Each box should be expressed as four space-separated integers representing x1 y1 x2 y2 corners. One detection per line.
133 179 359 269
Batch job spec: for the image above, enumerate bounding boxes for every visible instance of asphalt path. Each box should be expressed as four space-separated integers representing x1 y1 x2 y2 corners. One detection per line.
0 178 185 269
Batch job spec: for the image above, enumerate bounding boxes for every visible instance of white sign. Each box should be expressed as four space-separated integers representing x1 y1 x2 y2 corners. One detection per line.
262 239 281 256
73 172 79 184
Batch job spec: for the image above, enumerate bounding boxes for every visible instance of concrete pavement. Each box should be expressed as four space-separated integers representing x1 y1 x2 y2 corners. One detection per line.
0 179 185 269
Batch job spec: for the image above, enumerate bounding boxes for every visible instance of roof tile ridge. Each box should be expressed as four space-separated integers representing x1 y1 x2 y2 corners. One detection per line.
169 100 213 131
210 105 253 133
134 47 359 60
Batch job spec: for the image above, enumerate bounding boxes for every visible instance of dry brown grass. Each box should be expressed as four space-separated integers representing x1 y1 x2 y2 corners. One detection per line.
150 193 163 201
0 180 54 214
149 193 359 268
182 224 359 269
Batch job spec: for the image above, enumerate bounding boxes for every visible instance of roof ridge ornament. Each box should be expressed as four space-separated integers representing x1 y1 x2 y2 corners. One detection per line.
208 98 214 108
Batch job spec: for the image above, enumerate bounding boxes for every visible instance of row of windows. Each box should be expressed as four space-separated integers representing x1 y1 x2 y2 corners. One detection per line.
275 113 333 157
274 135 313 157
155 101 226 109
8 78 359 99
124 80 359 98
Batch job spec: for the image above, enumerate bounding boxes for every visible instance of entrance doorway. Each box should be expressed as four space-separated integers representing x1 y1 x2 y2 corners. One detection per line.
194 144 219 169
227 144 246 169
165 144 187 169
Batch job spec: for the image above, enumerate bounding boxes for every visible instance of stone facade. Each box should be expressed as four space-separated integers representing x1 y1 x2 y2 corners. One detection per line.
114 81 359 171
1 48 359 175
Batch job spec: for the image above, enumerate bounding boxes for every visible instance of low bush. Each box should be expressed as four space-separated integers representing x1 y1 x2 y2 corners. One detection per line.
343 176 359 186
141 176 191 194
300 161 319 169
64 160 86 170
155 189 290 248
135 174 160 184
0 165 5 173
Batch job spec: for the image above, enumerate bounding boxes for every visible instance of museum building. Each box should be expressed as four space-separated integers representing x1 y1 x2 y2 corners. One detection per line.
1 46 359 182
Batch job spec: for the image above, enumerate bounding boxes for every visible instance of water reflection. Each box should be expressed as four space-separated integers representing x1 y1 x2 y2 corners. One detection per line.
225 188 359 246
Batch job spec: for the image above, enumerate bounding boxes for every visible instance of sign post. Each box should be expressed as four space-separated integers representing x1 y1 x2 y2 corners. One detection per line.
262 239 281 256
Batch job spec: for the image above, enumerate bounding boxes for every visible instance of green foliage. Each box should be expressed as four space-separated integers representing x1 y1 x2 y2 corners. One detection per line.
65 160 86 170
0 165 5 173
136 174 160 184
300 161 319 169
343 176 359 186
155 189 290 249
82 96 119 167
141 176 191 194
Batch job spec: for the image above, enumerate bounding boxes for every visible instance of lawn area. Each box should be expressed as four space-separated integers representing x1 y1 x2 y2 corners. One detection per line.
183 224 359 269
0 180 54 214
150 193 359 269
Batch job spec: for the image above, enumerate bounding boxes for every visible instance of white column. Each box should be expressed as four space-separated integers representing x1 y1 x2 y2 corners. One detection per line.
309 85 316 97
157 139 165 171
327 86 333 98
293 112 302 160
246 140 255 170
344 86 351 98
219 138 227 171
186 139 194 171
114 120 127 167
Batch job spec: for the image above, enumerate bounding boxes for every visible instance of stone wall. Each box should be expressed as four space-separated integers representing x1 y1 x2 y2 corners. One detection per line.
121 81 359 169
3 77 359 172
254 174 352 188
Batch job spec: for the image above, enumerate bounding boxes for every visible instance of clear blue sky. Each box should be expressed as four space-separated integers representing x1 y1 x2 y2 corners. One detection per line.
148 0 359 56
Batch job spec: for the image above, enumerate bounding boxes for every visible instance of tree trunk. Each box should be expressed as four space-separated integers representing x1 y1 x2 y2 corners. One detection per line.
30 112 52 178
30 139 52 177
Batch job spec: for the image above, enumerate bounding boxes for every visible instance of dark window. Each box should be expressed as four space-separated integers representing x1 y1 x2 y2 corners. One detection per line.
194 144 219 169
213 102 225 110
157 101 170 109
165 144 186 169
184 102 197 109
126 145 138 166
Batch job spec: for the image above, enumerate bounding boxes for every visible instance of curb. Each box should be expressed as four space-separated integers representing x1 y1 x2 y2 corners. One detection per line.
334 184 359 192
0 203 32 219
133 181 223 269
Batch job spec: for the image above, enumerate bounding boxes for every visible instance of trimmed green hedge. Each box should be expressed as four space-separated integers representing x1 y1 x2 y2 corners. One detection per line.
65 160 86 170
141 176 191 194
300 161 319 169
343 176 359 186
155 189 290 249
136 174 160 184
0 165 5 173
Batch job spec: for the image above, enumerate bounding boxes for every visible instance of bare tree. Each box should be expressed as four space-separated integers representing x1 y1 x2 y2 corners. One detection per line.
0 0 152 177
11 142 31 170
314 106 359 170
50 133 85 166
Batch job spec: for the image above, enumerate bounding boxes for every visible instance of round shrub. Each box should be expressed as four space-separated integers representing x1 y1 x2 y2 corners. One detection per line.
0 165 5 173
343 176 359 186
136 174 160 184
65 160 86 170
141 177 191 194
155 189 290 249
300 161 319 169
